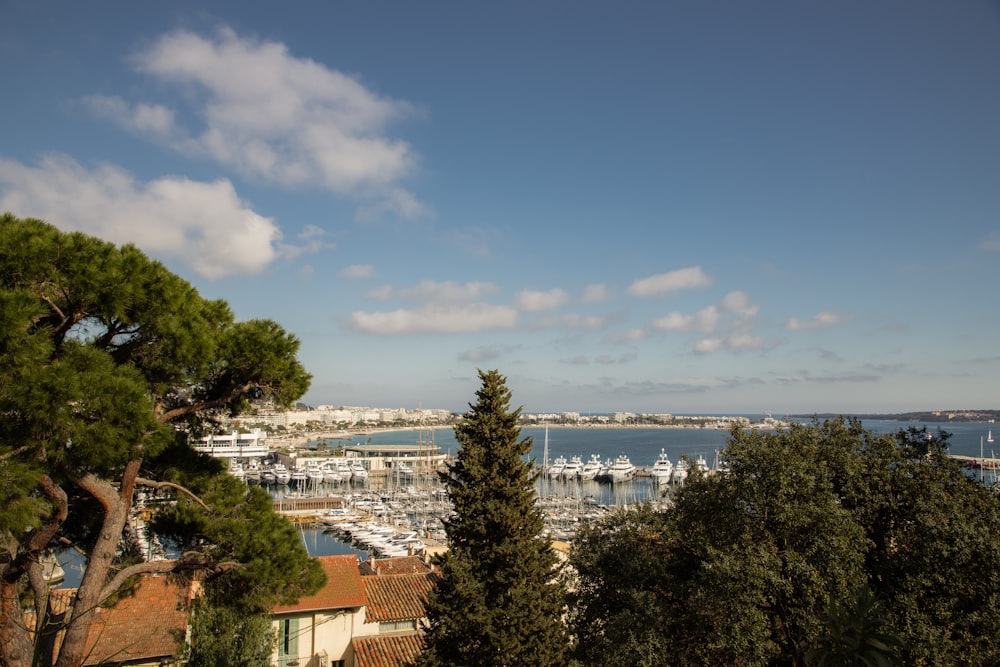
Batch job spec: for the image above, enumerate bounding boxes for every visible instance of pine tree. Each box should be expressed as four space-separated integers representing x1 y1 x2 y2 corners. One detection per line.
413 370 568 667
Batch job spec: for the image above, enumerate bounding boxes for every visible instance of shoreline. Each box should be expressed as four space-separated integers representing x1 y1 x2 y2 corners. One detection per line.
267 422 751 449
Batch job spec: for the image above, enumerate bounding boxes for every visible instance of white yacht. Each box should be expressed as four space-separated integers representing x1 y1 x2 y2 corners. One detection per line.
671 458 690 485
290 468 308 485
579 454 603 480
609 454 636 482
273 463 291 485
561 456 583 479
547 456 567 478
322 464 343 484
306 464 325 484
337 461 353 481
350 461 369 482
649 449 674 484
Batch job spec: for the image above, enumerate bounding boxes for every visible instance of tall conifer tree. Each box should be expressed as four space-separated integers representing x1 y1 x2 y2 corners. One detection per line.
414 369 567 666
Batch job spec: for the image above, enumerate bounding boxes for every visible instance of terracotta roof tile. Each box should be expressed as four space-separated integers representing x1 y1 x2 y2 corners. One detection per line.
352 633 425 667
273 554 366 614
361 572 439 623
359 556 432 577
82 575 191 665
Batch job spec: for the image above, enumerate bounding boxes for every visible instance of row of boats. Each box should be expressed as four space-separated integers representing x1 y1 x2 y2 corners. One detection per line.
232 460 383 485
546 450 710 485
323 516 429 558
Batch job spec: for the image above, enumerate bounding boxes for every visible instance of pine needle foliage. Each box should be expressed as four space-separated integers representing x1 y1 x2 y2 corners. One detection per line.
413 369 568 667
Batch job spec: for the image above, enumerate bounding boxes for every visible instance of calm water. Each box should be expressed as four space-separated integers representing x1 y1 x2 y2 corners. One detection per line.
339 418 997 469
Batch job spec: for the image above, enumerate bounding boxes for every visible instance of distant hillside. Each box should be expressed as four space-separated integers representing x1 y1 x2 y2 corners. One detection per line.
794 410 999 423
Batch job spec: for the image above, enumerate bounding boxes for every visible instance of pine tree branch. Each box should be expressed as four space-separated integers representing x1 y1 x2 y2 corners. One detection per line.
98 554 239 604
134 478 211 511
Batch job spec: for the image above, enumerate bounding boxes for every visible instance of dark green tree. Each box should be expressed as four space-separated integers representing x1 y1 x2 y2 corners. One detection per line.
806 585 904 667
0 215 324 667
187 591 275 667
413 369 568 667
569 418 1000 666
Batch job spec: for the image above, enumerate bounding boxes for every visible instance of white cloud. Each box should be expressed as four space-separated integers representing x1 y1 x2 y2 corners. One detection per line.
627 266 712 297
580 283 610 303
694 338 724 353
720 290 759 317
346 303 518 334
83 95 176 138
652 305 718 333
515 288 570 312
90 26 424 218
649 290 764 354
786 311 844 331
651 312 694 332
278 225 334 260
341 264 375 279
0 154 279 279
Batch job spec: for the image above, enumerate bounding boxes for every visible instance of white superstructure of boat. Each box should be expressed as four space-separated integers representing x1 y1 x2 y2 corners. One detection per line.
322 464 343 484
579 454 602 480
350 461 369 482
273 463 291 485
548 455 567 478
561 456 583 479
649 449 674 484
609 454 636 482
671 458 690 485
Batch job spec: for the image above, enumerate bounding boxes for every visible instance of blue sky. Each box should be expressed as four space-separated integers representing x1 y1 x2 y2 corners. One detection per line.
2 1 999 415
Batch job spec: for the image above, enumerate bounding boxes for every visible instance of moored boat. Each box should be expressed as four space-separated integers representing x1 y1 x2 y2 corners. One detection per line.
579 454 602 480
609 454 636 482
561 456 583 479
649 448 673 484
548 455 567 478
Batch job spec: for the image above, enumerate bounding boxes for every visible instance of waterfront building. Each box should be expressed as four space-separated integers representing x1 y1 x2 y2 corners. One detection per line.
190 429 269 460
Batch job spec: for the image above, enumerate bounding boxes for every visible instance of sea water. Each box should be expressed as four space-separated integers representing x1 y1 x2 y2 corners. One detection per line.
56 418 995 586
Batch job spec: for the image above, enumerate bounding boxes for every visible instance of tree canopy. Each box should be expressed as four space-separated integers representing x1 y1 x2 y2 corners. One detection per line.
413 369 568 667
569 418 1000 666
0 214 324 667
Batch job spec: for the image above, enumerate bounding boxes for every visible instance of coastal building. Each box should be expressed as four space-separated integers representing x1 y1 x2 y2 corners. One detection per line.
190 429 269 460
269 555 438 667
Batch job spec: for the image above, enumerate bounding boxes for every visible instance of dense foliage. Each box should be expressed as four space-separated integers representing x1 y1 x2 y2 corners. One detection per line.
0 215 324 667
413 370 568 667
187 592 275 667
569 419 1000 666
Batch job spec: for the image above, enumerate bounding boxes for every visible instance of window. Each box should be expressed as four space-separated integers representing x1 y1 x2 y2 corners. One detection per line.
379 620 417 634
278 617 299 657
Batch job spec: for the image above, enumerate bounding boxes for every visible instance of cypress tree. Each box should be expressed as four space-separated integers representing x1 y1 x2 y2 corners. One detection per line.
414 369 568 666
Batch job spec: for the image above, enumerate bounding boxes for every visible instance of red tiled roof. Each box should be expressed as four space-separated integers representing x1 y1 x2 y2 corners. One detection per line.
273 554 366 614
27 575 191 665
359 556 432 576
82 575 191 665
361 572 439 623
352 633 425 667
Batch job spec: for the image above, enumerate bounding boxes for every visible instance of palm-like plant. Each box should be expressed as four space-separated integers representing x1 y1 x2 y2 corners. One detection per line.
807 585 905 667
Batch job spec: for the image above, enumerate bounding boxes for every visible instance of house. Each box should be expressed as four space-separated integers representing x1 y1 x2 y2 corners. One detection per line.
271 555 368 667
352 559 440 667
270 555 440 667
29 574 192 666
